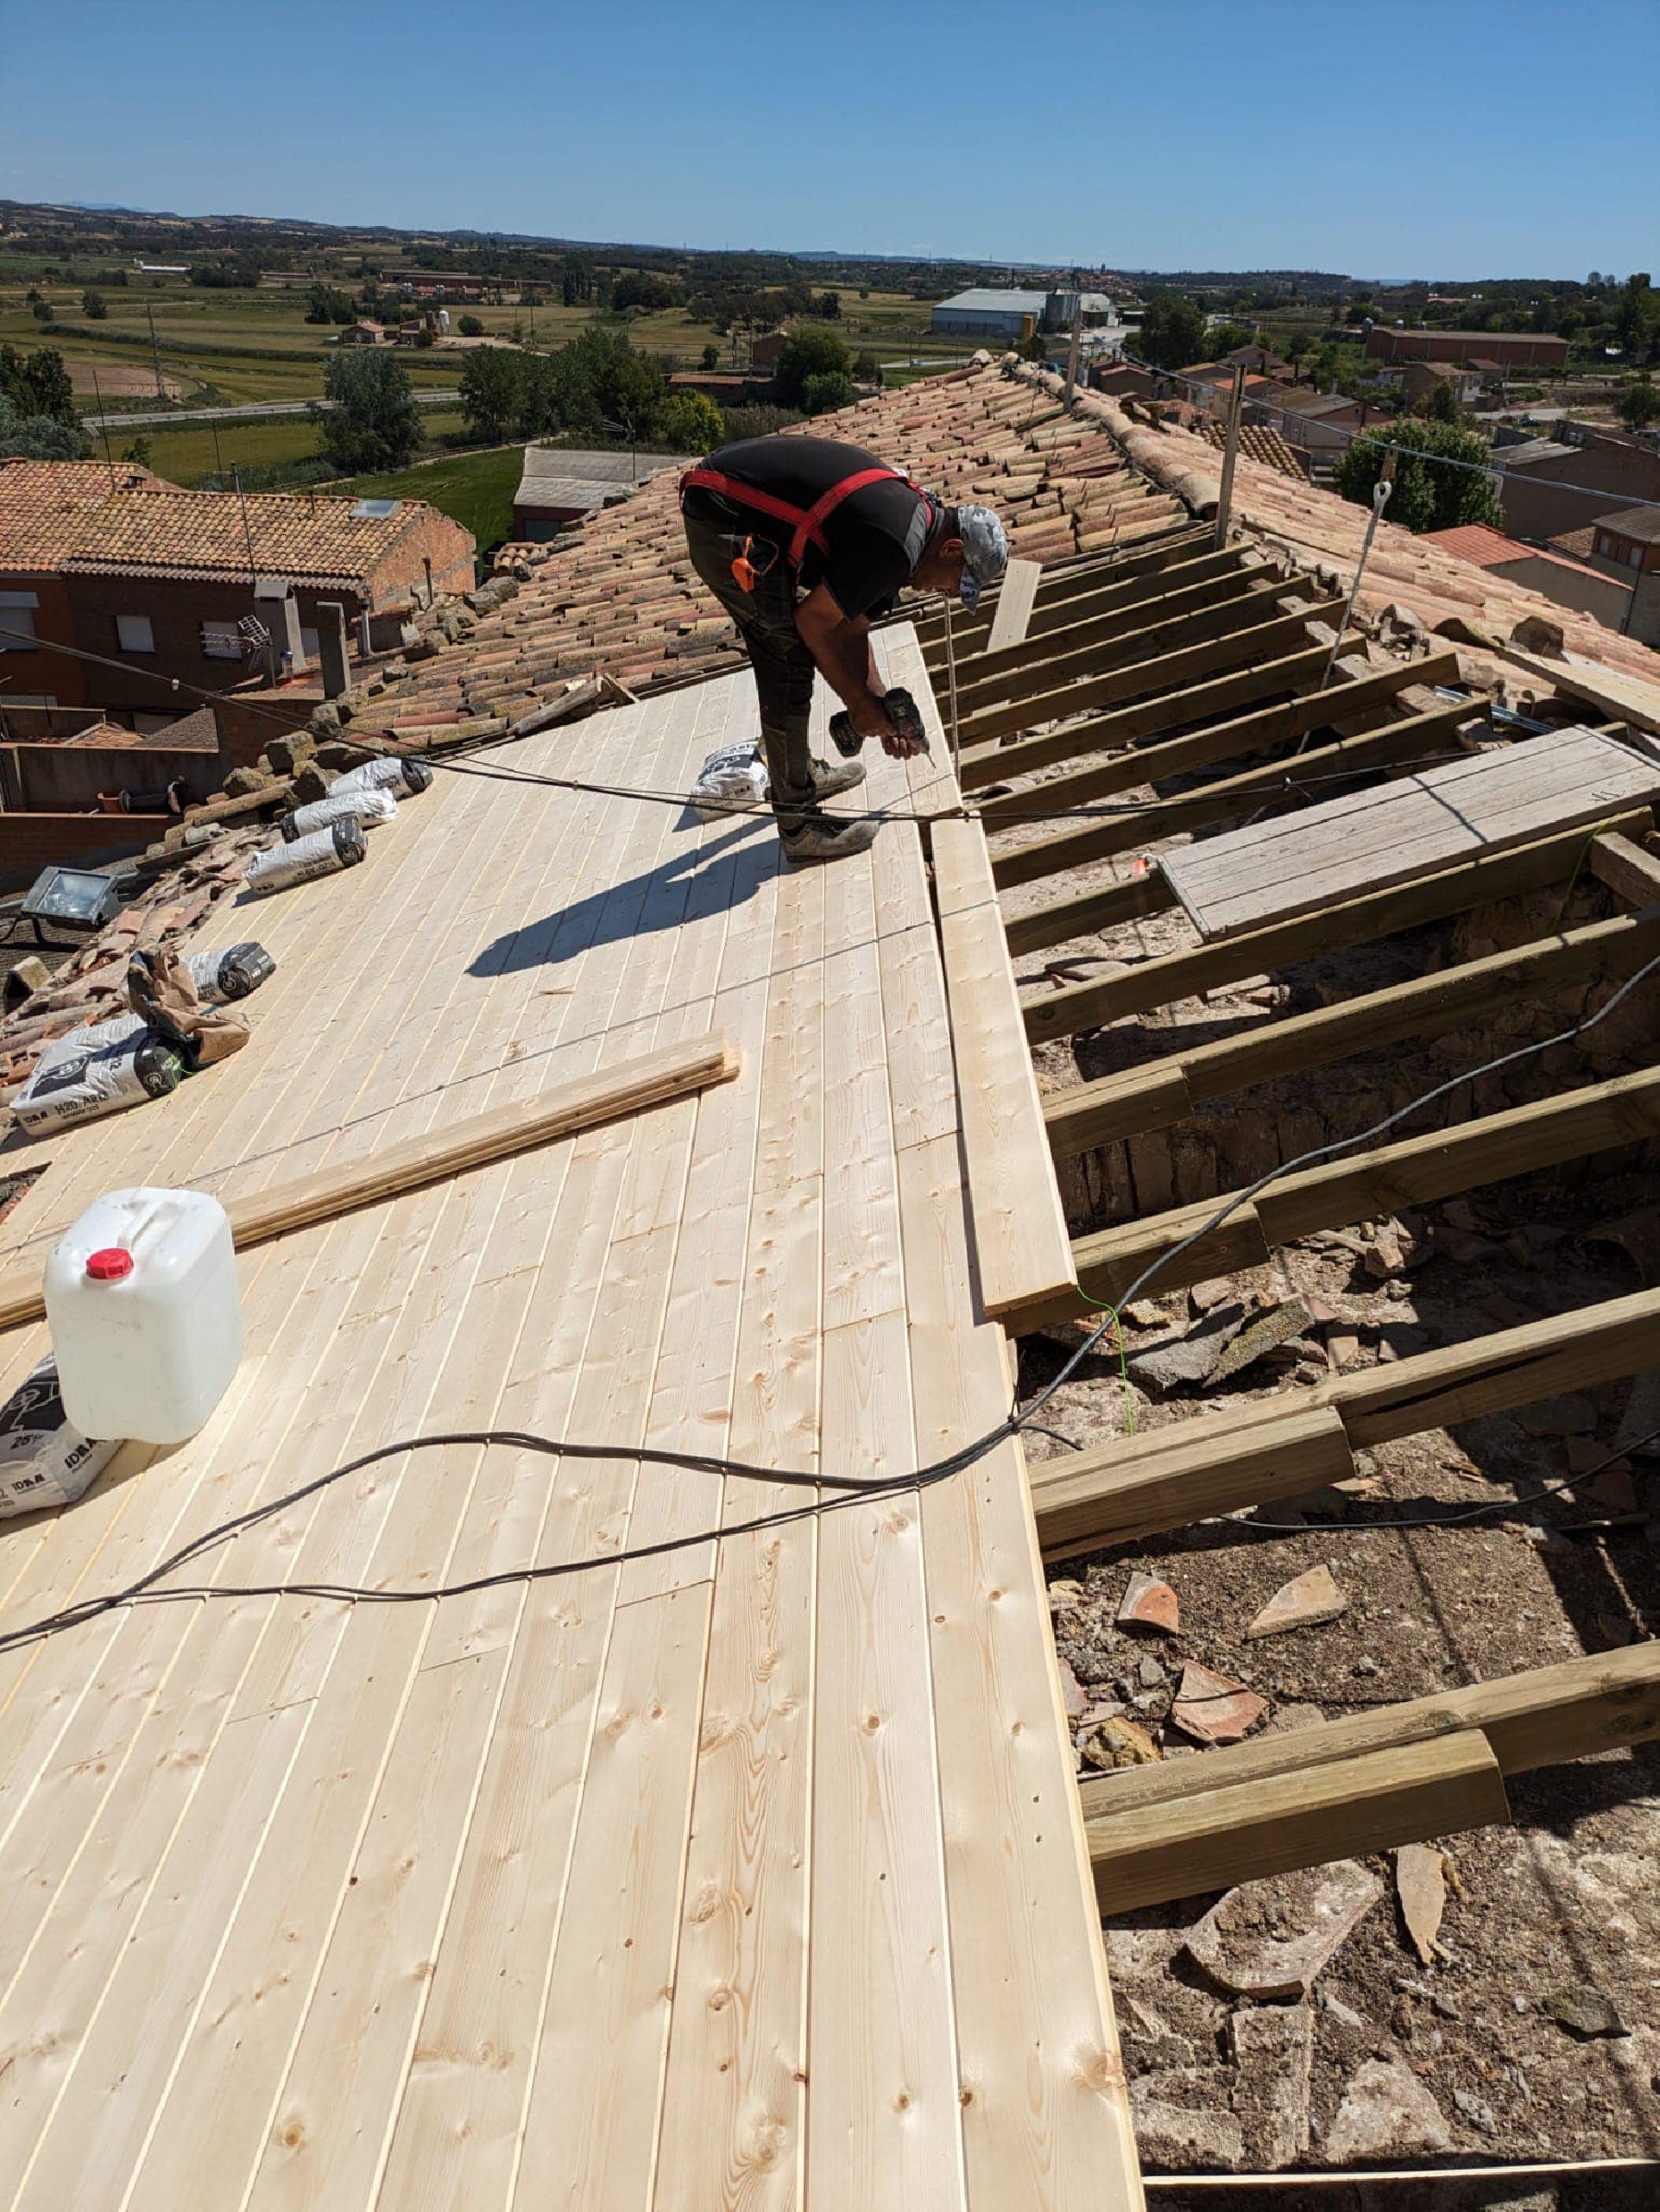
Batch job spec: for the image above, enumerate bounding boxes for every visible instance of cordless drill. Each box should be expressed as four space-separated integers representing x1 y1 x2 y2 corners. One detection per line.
828 687 929 759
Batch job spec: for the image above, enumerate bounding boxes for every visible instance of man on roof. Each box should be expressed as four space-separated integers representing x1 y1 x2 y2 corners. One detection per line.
680 433 1008 863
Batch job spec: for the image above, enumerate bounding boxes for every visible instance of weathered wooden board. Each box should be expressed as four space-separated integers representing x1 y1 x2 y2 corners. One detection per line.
1162 725 1660 940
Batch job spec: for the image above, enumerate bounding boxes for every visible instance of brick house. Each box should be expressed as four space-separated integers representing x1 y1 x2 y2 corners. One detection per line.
0 460 475 718
1576 505 1660 645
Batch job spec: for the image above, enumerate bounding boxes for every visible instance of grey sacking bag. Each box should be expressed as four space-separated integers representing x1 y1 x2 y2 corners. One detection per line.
280 788 397 841
690 740 769 823
244 818 367 897
331 754 433 801
183 941 277 1005
12 1011 184 1133
0 1355 119 1518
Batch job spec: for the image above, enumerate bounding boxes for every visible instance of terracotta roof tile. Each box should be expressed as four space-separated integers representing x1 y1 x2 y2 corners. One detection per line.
0 459 470 588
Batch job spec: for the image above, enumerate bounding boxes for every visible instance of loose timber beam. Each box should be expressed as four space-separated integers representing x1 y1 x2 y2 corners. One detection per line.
1048 1060 1660 1317
934 545 1248 683
1029 1285 1660 1554
931 818 1077 1319
1043 904 1660 1160
991 701 1476 892
1080 1638 1660 1834
0 1032 742 1334
958 601 1347 749
1089 1733 1508 1914
910 524 1214 653
1022 806 1654 1043
976 650 1463 827
1004 870 1175 962
958 644 1330 792
1591 830 1660 906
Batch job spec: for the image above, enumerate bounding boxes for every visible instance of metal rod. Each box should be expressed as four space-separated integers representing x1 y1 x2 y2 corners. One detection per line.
1321 462 1395 687
1063 301 1083 411
1213 362 1247 550
88 363 117 488
943 594 961 779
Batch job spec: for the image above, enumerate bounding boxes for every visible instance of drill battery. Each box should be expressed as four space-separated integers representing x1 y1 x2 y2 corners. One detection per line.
828 688 928 758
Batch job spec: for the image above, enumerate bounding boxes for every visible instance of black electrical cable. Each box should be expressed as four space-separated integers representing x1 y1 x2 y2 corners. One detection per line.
0 620 1479 833
5 931 1656 1658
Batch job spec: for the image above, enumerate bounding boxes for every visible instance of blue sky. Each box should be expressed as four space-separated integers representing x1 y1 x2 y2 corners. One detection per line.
4 0 1654 277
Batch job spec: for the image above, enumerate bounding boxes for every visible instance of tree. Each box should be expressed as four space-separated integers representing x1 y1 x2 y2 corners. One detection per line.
800 371 854 415
414 323 437 348
655 388 723 453
852 350 881 385
700 343 720 372
0 344 77 426
81 289 108 320
314 348 422 472
1419 380 1462 424
122 434 154 467
817 291 841 319
1334 417 1501 534
613 270 681 312
304 282 354 326
773 327 851 407
1019 330 1049 363
459 347 526 441
1137 294 1206 370
457 312 484 337
1618 375 1660 432
1617 274 1658 367
0 397 89 459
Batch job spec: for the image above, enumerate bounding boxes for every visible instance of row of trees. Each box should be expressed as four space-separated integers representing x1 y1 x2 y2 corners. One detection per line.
455 330 723 456
0 343 87 460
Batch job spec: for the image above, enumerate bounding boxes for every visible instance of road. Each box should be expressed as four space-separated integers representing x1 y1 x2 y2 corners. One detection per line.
81 389 462 433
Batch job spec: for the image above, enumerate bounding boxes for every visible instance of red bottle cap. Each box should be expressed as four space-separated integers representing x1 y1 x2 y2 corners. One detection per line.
86 1247 135 1282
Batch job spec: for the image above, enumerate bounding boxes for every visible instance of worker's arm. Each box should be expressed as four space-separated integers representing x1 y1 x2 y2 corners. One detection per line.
794 585 922 757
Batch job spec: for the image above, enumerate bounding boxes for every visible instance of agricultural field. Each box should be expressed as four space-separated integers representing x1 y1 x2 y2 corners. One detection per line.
327 444 527 556
108 409 469 490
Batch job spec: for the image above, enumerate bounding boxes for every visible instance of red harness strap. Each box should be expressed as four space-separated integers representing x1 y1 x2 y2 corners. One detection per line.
681 463 923 572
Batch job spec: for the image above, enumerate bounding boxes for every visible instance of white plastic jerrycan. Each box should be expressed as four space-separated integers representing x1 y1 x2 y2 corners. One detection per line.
44 1188 243 1445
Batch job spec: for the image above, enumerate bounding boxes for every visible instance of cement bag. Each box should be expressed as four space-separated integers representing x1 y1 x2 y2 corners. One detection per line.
244 818 367 897
183 941 277 1005
280 788 397 841
690 740 769 823
12 1012 184 1134
331 754 433 801
0 1356 119 1517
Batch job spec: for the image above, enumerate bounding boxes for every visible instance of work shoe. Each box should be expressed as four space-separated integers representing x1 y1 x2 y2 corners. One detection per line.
778 811 879 865
809 753 867 800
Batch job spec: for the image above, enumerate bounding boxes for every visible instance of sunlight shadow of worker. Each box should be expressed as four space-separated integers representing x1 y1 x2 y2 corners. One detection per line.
466 814 771 979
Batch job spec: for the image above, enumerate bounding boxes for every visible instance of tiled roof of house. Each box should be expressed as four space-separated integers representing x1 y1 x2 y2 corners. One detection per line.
354 362 1191 732
1596 504 1660 546
0 458 160 574
0 460 469 588
1422 522 1624 585
1193 417 1308 482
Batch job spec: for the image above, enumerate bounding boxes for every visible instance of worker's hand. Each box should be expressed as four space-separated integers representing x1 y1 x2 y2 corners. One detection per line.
847 693 896 743
879 722 928 760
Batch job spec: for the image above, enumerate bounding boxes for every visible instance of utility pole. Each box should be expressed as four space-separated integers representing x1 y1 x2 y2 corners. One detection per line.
145 298 165 403
88 363 118 489
1063 300 1084 410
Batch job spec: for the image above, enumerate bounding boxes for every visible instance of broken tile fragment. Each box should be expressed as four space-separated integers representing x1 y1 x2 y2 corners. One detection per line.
1320 2056 1450 2163
1394 1843 1449 1965
1208 1297 1312 1385
1186 1861 1382 1999
1170 1660 1266 1744
1054 1654 1087 1720
1245 1564 1348 1640
1117 1572 1180 1635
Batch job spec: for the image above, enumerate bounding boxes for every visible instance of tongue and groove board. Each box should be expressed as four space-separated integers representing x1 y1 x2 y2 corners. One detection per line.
1160 724 1660 940
0 630 1141 2211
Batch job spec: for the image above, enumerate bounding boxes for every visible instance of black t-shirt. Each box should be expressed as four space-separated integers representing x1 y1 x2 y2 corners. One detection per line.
690 436 935 620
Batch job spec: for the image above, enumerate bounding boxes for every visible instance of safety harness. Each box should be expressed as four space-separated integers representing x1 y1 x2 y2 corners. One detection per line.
681 461 932 593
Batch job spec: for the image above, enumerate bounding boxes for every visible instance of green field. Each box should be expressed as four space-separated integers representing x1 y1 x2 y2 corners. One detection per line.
115 408 468 489
328 444 526 555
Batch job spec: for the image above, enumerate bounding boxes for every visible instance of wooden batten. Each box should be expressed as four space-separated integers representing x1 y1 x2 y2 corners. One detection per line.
1089 1734 1509 1914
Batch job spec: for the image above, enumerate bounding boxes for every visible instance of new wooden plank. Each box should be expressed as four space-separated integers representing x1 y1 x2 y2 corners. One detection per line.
975 651 1461 826
1022 807 1654 1043
984 556 1043 654
1089 1734 1509 1913
1079 1641 1660 1830
0 1036 740 1333
900 1131 1142 2208
991 701 1475 892
931 817 1076 1320
1164 725 1660 941
957 602 1346 750
1042 906 1660 1159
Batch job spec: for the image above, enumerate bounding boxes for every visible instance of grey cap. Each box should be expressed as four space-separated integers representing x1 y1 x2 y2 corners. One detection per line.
955 502 1009 611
